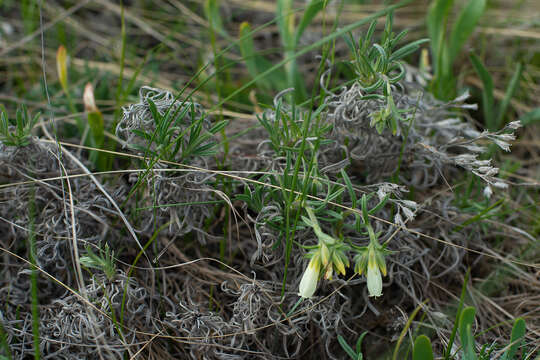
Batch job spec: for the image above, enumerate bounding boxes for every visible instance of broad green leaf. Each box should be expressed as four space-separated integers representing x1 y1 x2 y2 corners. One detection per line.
413 335 434 360
519 107 540 126
501 318 526 360
238 22 287 91
459 307 477 360
204 0 227 38
448 0 486 65
496 62 523 129
470 54 495 130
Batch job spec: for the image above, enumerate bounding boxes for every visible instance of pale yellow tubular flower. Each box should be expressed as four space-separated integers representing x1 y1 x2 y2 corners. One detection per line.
366 248 382 297
298 256 320 299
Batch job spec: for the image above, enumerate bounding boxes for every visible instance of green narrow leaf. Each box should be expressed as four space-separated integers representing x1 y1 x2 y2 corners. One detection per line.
364 20 377 47
361 194 369 224
392 302 427 360
355 331 368 357
388 38 429 62
214 0 411 112
470 54 495 130
448 0 486 65
413 335 434 360
338 335 358 359
147 98 160 126
368 194 390 215
294 0 326 46
340 169 357 208
277 0 294 48
459 307 477 360
209 120 229 134
391 29 409 48
495 62 523 129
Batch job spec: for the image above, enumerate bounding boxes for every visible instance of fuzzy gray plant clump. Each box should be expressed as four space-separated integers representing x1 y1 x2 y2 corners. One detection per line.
116 86 220 242
116 86 208 158
1 271 150 359
0 140 122 289
323 72 522 190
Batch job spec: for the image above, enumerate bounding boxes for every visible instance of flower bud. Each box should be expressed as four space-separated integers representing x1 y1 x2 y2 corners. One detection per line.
83 83 98 113
320 243 330 266
332 252 346 276
56 45 68 93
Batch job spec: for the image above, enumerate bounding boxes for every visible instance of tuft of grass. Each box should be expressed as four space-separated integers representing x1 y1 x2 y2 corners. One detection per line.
427 0 486 100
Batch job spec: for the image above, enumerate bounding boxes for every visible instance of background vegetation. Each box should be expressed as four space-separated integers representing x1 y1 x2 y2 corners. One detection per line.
0 0 538 359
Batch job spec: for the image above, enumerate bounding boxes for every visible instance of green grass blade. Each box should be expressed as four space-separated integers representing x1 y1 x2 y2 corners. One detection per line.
453 198 504 232
469 54 495 130
0 320 12 360
392 302 427 360
448 0 486 65
445 269 470 360
294 0 327 46
495 62 523 129
427 0 454 71
413 335 434 360
337 335 358 359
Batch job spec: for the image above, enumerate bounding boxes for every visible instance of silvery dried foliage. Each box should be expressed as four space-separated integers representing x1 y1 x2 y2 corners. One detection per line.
1 271 150 359
0 140 124 293
163 298 244 359
322 69 521 189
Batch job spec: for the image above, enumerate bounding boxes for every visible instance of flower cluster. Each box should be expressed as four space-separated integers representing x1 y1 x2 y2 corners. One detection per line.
298 206 390 299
